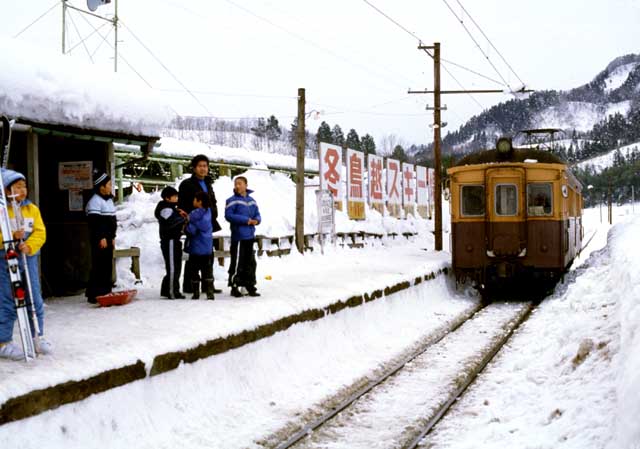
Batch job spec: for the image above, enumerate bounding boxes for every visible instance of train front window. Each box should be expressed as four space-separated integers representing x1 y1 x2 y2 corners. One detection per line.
461 185 485 216
527 183 553 216
495 184 518 216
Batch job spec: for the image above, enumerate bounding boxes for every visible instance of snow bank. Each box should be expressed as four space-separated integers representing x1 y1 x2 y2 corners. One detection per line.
0 38 173 136
116 168 433 288
610 216 640 449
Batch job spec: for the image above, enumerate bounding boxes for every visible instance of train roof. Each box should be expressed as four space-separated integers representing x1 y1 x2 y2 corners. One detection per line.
453 148 565 167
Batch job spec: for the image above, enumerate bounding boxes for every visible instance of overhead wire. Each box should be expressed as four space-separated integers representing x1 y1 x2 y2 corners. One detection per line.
12 0 59 39
440 0 513 91
118 21 213 116
454 0 526 86
67 9 95 63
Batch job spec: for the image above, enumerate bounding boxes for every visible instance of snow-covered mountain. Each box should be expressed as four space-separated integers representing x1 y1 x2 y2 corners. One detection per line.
420 53 640 159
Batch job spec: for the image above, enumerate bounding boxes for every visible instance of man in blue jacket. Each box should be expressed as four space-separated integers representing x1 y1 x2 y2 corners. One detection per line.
225 176 261 298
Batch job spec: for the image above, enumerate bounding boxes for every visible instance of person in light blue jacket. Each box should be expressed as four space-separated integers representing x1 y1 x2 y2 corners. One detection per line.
185 191 214 300
225 176 261 298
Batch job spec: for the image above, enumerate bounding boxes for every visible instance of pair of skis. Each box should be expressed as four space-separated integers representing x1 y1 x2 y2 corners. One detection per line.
1 116 39 361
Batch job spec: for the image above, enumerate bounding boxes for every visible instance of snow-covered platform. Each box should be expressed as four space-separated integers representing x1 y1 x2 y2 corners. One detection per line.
0 242 448 425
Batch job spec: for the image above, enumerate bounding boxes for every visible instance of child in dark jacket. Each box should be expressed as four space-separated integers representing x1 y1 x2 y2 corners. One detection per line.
185 191 215 300
155 186 188 299
85 171 117 304
225 176 261 298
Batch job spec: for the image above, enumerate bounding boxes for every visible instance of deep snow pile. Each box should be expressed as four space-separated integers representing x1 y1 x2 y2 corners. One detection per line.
115 168 433 288
0 38 173 136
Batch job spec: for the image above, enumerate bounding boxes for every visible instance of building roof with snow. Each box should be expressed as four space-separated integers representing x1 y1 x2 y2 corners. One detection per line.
0 38 174 140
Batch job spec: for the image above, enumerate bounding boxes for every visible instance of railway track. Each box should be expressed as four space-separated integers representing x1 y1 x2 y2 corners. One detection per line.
274 300 538 449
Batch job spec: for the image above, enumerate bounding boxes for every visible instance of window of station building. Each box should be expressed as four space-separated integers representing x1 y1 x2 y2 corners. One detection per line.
461 185 485 216
527 183 553 216
495 184 518 216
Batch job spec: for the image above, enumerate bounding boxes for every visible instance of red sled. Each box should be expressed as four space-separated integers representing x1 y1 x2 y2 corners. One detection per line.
96 289 137 307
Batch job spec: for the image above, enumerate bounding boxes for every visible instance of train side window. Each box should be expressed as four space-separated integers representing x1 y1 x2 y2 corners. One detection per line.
527 183 553 216
495 184 518 216
461 185 485 216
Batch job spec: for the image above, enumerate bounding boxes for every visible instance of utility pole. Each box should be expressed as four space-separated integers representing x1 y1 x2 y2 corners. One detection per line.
409 42 533 252
61 0 67 55
608 180 613 225
295 88 306 254
114 0 119 72
432 42 443 251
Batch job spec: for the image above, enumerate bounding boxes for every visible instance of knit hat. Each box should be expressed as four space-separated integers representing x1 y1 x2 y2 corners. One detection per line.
1 168 26 190
161 186 178 200
93 170 111 189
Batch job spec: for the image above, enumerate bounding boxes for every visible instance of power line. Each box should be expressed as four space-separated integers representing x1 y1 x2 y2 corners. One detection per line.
12 0 59 39
454 0 526 86
118 21 212 116
441 0 513 91
219 0 410 92
65 20 110 55
360 0 506 88
67 9 95 64
157 89 297 100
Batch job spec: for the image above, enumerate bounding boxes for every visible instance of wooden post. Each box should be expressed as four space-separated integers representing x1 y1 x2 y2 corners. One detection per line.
608 180 612 225
26 132 39 205
433 42 443 251
295 88 306 254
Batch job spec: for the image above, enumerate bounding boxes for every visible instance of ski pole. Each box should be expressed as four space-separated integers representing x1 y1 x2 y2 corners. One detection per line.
10 191 41 350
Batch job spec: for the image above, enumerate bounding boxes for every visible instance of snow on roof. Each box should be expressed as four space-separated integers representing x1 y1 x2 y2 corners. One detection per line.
155 137 320 172
0 38 174 137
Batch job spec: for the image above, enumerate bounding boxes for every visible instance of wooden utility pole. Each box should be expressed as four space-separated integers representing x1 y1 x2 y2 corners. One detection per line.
608 180 613 225
432 42 443 251
295 88 306 254
409 42 533 252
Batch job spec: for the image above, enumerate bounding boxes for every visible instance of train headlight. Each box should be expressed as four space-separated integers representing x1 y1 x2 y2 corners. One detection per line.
496 137 513 155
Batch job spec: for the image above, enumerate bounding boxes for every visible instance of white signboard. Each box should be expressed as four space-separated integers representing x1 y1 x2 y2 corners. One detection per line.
402 162 416 206
319 142 343 209
346 149 365 219
368 154 385 205
416 165 428 207
316 189 335 253
58 161 93 190
386 158 402 206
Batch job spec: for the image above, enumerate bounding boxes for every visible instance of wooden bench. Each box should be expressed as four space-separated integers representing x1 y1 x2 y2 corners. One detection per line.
113 247 142 284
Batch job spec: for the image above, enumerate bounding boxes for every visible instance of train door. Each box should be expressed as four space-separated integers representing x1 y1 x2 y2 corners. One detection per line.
486 167 527 257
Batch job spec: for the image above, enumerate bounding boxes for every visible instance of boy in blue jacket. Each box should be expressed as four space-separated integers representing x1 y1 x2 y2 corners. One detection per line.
185 191 215 300
225 176 261 298
154 186 187 299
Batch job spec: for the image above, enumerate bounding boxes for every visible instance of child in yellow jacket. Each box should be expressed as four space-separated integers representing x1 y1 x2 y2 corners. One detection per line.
0 169 52 360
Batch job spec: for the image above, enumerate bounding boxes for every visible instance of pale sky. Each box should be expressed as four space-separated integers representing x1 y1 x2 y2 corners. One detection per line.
2 0 640 147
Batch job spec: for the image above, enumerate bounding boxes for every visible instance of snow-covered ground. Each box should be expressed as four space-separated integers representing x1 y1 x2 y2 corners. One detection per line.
424 205 640 449
603 62 638 93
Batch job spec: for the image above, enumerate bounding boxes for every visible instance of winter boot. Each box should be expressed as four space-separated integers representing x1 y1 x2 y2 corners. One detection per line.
230 286 243 298
204 279 215 300
247 286 261 297
191 281 200 300
173 292 186 299
0 342 25 361
36 337 53 355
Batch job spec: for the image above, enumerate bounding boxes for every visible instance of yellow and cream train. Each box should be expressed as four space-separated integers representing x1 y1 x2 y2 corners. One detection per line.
447 137 583 290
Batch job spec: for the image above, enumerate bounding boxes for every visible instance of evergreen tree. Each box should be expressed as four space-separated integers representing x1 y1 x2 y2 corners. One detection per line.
361 134 376 156
265 115 281 141
316 121 333 144
289 118 299 146
391 144 408 163
332 124 345 146
345 129 361 151
251 118 267 138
